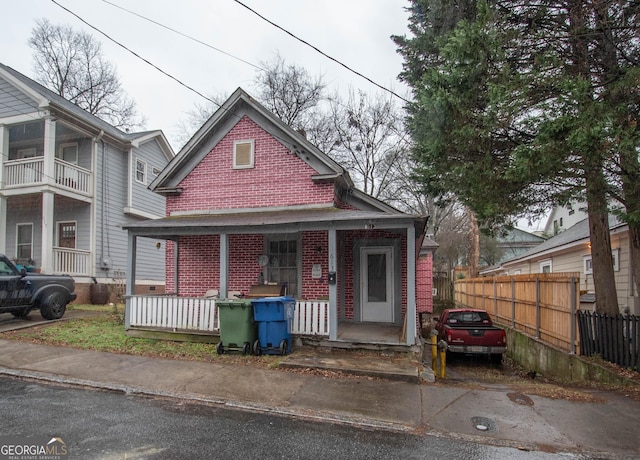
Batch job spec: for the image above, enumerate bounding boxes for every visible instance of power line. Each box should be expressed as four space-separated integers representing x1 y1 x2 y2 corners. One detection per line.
99 0 266 72
232 0 410 104
50 0 223 111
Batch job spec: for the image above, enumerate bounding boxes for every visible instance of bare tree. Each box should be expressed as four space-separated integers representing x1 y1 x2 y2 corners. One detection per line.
329 89 408 198
253 54 337 152
29 18 144 130
171 92 228 150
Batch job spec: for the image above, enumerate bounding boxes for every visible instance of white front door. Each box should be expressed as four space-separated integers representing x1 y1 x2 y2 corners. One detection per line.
360 247 394 323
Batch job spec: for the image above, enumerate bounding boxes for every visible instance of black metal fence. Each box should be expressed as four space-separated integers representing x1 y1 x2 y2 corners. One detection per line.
577 310 640 372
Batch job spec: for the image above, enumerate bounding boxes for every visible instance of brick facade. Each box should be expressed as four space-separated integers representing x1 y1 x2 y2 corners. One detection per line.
167 116 334 215
159 108 431 335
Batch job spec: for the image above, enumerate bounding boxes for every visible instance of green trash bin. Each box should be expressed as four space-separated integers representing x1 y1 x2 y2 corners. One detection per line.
216 299 256 355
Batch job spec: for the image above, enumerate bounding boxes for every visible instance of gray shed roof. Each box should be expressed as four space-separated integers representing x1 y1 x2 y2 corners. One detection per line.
124 206 428 238
501 215 626 266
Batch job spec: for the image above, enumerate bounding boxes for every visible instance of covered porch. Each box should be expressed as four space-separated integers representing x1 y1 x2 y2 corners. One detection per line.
123 206 427 349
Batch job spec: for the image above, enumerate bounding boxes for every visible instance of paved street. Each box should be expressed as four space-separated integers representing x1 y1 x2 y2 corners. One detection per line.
0 376 565 460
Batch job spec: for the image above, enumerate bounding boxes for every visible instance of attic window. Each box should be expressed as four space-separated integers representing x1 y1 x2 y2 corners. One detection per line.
233 140 254 169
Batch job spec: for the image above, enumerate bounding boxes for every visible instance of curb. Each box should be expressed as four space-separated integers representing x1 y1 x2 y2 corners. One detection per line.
0 366 416 434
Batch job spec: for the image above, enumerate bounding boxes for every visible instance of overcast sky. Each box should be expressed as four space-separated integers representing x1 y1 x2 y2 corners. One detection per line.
1 0 411 149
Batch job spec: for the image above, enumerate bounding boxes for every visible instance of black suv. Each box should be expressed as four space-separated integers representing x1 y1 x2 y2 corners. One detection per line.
0 254 77 320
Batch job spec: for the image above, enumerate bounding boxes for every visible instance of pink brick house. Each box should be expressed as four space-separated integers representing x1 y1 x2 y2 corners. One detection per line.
124 88 432 348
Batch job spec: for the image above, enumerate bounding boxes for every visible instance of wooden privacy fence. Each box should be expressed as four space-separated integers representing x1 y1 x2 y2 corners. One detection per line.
433 271 453 301
454 273 580 354
577 311 640 371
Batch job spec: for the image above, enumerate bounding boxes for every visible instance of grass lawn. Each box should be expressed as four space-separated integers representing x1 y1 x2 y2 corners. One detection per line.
1 304 283 368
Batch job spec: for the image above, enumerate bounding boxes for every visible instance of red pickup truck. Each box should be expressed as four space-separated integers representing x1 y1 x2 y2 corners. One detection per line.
435 308 506 362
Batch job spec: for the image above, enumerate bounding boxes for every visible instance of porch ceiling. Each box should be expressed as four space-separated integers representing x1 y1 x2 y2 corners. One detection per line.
124 206 428 238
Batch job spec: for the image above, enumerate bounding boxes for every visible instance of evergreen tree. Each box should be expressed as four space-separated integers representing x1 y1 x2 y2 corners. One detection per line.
394 1 640 314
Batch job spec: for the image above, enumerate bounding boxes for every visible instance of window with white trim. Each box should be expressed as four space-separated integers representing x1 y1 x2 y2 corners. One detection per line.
583 255 593 275
135 158 146 184
540 259 552 273
57 143 78 164
16 224 33 260
266 236 299 297
583 248 620 275
17 148 37 159
233 140 254 169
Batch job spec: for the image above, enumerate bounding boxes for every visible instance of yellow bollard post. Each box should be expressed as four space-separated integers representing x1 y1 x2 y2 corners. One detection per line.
437 339 448 379
439 347 447 379
431 332 438 373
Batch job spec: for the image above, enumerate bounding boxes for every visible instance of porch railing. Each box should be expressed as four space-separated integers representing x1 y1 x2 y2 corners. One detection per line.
3 157 44 186
292 301 329 336
53 247 91 276
129 295 219 331
54 159 92 195
3 158 91 195
127 296 330 336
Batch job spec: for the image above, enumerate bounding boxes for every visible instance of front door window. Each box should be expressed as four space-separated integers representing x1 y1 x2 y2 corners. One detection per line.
360 247 394 323
58 222 76 248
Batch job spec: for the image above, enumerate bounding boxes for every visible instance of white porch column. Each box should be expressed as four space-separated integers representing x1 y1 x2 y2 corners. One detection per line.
40 191 55 273
406 224 417 345
43 117 56 185
40 118 56 273
0 125 7 253
125 233 137 329
328 228 338 341
219 233 228 299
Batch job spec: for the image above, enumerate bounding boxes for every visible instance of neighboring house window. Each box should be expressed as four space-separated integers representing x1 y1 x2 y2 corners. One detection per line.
559 217 563 227
266 237 299 296
57 222 77 249
233 140 254 169
540 259 552 273
16 223 33 260
135 158 146 184
612 248 620 272
512 269 521 275
583 249 620 275
57 143 78 164
17 148 37 159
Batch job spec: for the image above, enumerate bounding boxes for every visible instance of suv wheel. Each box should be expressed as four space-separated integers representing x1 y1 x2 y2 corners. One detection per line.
40 292 67 320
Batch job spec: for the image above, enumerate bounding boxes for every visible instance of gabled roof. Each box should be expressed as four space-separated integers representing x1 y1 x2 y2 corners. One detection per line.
501 216 627 266
150 87 404 214
151 87 351 191
0 63 173 157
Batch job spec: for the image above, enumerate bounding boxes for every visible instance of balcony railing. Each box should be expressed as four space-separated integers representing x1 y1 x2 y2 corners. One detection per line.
53 247 91 276
3 158 91 196
3 157 44 186
54 160 91 195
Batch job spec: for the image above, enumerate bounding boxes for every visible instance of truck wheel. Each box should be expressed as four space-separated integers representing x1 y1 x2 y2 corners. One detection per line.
11 307 32 319
40 292 67 320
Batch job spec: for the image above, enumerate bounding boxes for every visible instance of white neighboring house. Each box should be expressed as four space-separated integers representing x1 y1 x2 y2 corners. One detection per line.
0 63 173 302
485 213 637 315
543 201 588 236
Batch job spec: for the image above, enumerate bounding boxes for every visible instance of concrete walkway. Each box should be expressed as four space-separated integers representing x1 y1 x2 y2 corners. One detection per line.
0 334 639 459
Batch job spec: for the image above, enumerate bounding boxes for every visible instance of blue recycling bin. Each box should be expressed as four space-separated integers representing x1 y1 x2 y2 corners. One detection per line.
251 296 295 355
